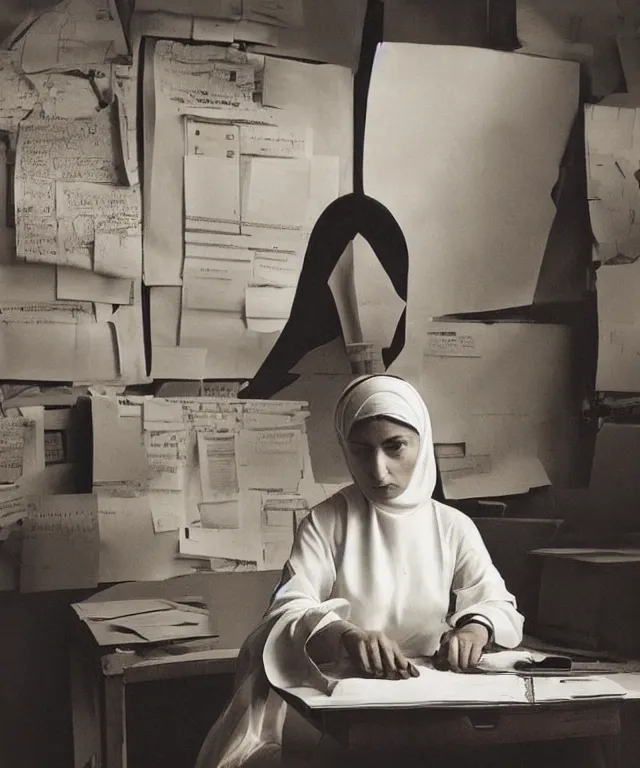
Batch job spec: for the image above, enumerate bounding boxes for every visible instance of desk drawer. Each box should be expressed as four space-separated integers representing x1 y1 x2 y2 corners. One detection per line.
343 703 620 752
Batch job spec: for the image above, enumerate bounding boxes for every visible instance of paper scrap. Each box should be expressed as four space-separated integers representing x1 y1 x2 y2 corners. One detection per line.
20 494 99 592
236 427 303 491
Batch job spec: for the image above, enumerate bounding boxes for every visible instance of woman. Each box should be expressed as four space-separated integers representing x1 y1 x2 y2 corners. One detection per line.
195 375 523 768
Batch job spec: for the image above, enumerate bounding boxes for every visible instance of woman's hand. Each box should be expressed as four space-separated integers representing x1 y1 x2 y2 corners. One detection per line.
340 628 420 679
435 622 489 672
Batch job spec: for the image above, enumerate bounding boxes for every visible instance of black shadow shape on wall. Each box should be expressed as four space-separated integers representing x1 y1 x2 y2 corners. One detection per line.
240 192 408 400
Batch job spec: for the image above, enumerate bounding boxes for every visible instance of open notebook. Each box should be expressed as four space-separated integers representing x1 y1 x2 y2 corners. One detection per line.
284 662 529 710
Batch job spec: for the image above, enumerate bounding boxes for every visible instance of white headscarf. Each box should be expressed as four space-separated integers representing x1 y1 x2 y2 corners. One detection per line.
334 374 437 513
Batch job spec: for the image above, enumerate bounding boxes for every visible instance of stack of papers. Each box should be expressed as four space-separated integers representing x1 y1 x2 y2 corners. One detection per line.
284 663 529 710
72 598 218 646
533 676 628 702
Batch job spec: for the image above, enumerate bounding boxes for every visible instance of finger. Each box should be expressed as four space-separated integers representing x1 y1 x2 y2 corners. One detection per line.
457 639 472 670
380 640 399 678
355 639 371 675
468 640 484 668
367 639 384 677
432 643 449 671
394 648 410 679
447 635 460 671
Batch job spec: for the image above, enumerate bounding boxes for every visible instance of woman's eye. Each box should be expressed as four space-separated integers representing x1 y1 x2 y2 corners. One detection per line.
386 442 405 456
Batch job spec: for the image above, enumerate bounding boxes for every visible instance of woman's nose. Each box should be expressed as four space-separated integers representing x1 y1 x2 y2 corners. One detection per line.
370 451 388 481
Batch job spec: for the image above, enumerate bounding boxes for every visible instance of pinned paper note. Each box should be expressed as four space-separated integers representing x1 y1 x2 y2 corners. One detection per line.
199 500 240 529
197 432 240 502
236 427 304 491
20 495 99 592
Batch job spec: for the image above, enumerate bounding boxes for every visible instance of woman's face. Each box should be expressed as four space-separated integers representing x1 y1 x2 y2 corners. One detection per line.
345 417 420 502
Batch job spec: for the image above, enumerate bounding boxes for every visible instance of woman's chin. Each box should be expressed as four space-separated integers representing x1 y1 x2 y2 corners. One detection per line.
368 485 401 501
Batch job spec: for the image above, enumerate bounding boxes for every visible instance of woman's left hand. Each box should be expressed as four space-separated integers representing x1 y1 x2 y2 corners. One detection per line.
435 623 489 671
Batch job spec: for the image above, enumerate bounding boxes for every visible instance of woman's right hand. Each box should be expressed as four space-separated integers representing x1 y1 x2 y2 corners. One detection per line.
340 628 420 680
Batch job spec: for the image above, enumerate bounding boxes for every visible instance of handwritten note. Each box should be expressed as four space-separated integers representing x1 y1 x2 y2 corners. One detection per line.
0 417 31 484
0 484 27 529
197 432 239 502
14 112 123 269
20 494 99 592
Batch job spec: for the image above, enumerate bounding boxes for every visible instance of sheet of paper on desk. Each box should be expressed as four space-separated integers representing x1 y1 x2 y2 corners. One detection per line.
73 598 179 621
20 494 99 592
284 666 529 709
109 616 214 644
364 45 578 319
533 676 627 702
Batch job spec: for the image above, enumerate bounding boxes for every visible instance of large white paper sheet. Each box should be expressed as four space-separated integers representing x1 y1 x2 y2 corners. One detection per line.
280 664 529 709
364 44 578 322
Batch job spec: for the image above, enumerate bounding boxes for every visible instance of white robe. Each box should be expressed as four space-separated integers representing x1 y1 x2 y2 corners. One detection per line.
195 485 523 768
280 484 523 655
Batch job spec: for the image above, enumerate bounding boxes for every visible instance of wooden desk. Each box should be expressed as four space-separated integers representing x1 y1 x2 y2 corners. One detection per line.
70 633 239 768
68 570 278 768
280 687 624 768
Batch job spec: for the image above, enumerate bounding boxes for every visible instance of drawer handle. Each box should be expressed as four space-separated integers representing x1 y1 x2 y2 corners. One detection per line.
468 715 500 731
